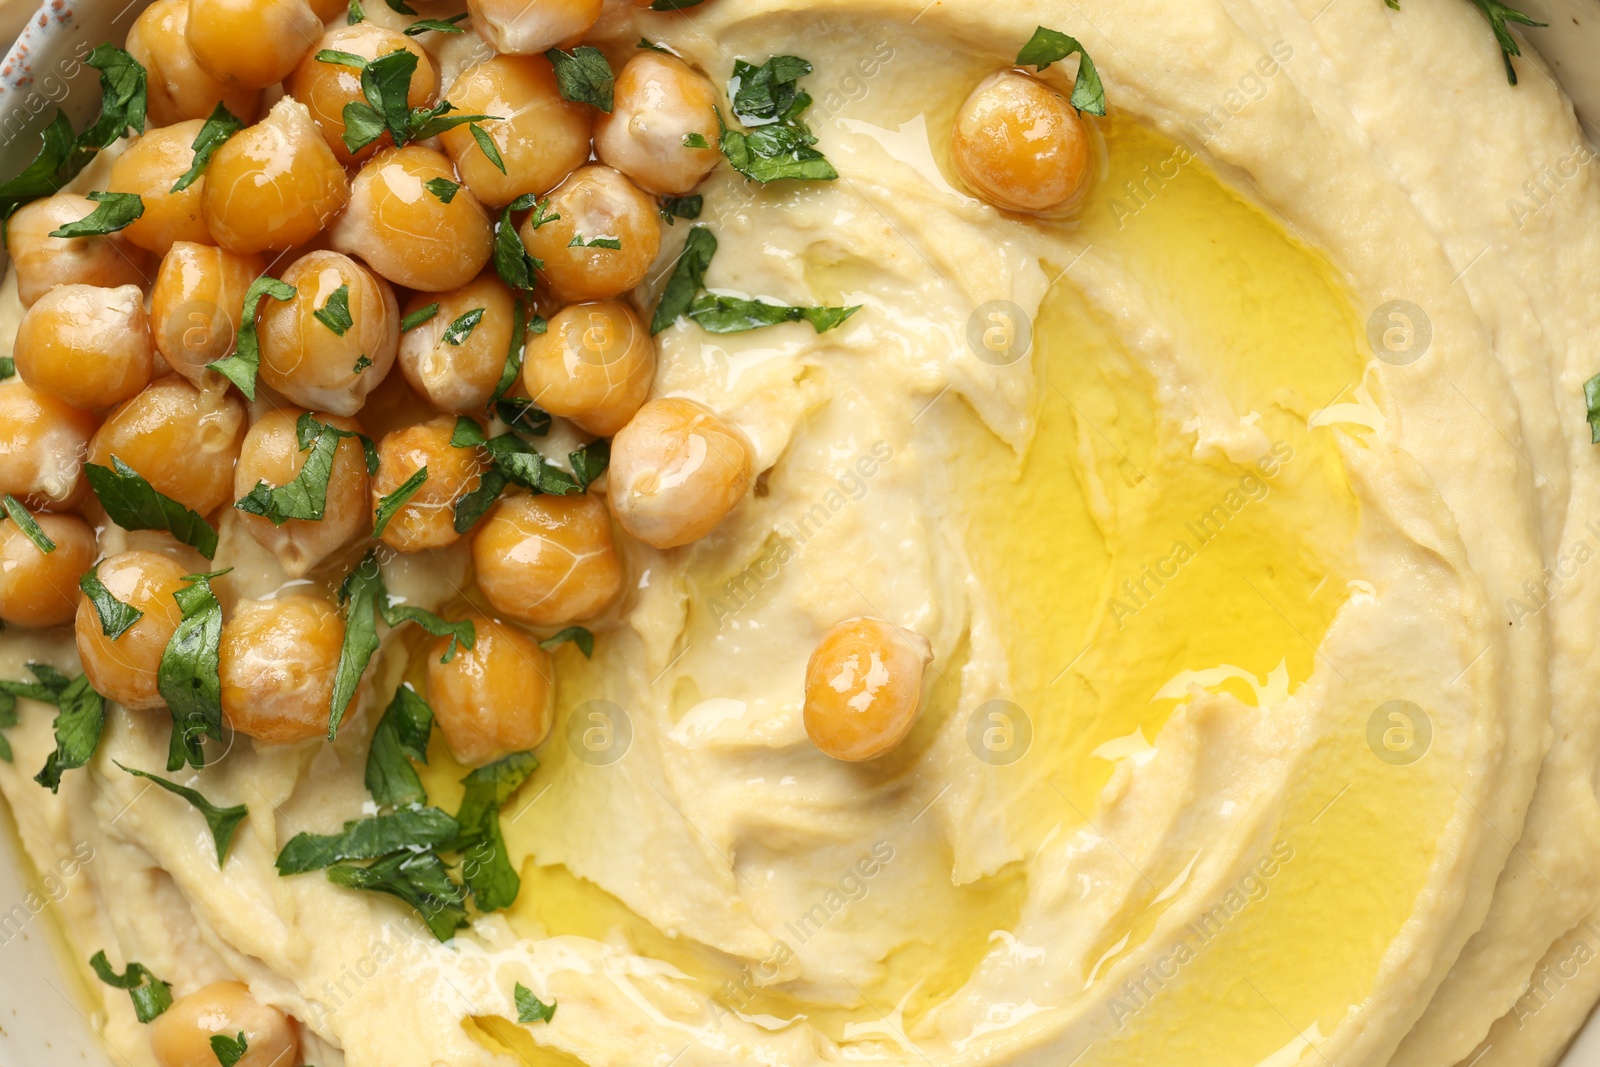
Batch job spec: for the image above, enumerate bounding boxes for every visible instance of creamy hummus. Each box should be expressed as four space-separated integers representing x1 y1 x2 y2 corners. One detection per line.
5 1 1600 1066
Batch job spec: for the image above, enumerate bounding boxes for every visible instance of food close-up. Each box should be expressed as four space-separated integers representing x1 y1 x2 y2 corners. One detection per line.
0 0 1598 1066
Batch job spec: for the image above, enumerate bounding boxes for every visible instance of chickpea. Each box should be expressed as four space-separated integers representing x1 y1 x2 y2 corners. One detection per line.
425 613 553 766
149 242 268 384
88 377 247 516
396 273 514 414
0 512 97 628
204 96 351 255
521 301 653 436
289 26 438 167
607 397 751 549
465 0 601 60
472 492 622 626
437 55 591 208
5 194 153 307
128 0 261 126
74 551 190 710
372 415 486 553
951 70 1091 214
593 53 720 197
329 146 494 293
186 0 322 91
0 379 99 510
106 120 213 256
148 981 298 1067
257 250 400 417
518 165 660 303
803 618 933 761
219 595 344 743
13 285 154 412
234 410 370 577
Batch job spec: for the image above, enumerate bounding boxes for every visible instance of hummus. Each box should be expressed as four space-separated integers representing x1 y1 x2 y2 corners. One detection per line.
4 1 1600 1066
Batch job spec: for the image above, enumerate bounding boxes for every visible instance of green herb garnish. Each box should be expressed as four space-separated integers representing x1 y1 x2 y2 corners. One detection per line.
442 307 485 345
314 282 353 336
424 177 459 203
47 190 143 238
276 806 460 873
451 750 537 911
34 674 105 793
157 570 228 771
208 274 296 400
538 626 593 657
544 46 614 112
372 466 428 538
116 762 247 863
3 495 55 554
89 952 172 1023
365 685 433 808
85 457 219 558
170 102 245 192
78 564 142 638
515 982 556 1023
650 225 716 334
401 303 440 331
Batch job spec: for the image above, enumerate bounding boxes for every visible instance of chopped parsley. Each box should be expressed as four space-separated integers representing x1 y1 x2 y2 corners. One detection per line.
687 292 859 334
89 952 172 1023
340 51 496 152
327 849 468 941
568 232 622 250
569 437 609 490
538 626 594 658
470 123 506 173
451 751 538 911
211 1032 249 1067
515 982 556 1024
401 303 440 331
116 762 247 864
85 456 219 558
372 466 428 538
637 37 672 53
650 225 717 334
354 354 373 373
34 673 106 793
234 414 365 525
424 176 460 203
1386 0 1544 85
47 190 143 238
157 571 228 771
314 283 353 336
1585 373 1600 443
276 806 460 874
717 56 837 183
347 0 364 22
1014 26 1106 115
493 198 541 291
659 194 703 223
365 685 433 808
681 132 710 149
3 495 55 554
0 356 13 380
170 102 245 192
78 564 143 639
208 274 296 401
442 307 485 345
404 13 468 34
544 46 614 112
328 552 385 740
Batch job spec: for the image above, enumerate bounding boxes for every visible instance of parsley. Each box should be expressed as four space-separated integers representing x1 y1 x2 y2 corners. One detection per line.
78 564 142 638
514 982 556 1024
47 190 143 238
424 177 459 203
1014 27 1106 115
451 416 488 448
89 952 172 1023
493 199 540 291
442 307 485 345
469 122 506 173
34 674 105 793
373 466 428 538
408 100 496 141
384 0 414 12
211 1032 248 1067
85 456 219 558
687 293 860 334
170 102 244 192
208 274 296 401
401 303 440 331
452 751 537 911
384 600 475 663
718 112 837 183
659 195 702 223
343 49 419 153
0 356 13 380
496 397 552 436
405 13 467 33
452 470 509 534
2 495 55 553
157 571 227 771
650 226 716 334
0 693 16 763
234 414 361 525
354 354 373 373
314 283 353 336
116 762 247 864
276 806 460 873
347 0 364 21
539 626 593 657
568 232 622 250
716 56 837 183
569 438 610 490
681 132 709 149
650 0 706 8
327 849 468 941
328 552 384 740
637 37 672 53
365 685 433 808
485 434 583 495
1586 373 1600 444
545 46 614 111
1468 0 1546 85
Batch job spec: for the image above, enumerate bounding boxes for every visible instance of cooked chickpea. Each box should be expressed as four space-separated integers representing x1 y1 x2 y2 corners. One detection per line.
425 613 553 766
472 492 622 626
593 53 721 196
607 397 751 549
951 70 1091 214
204 96 351 255
803 617 933 761
519 165 660 303
219 595 344 743
74 551 190 710
521 301 653 436
396 273 514 414
465 0 600 60
106 120 213 256
128 0 261 127
149 242 267 383
372 416 486 553
13 285 154 410
186 0 322 90
437 55 591 207
0 512 97 628
0 379 99 509
148 980 298 1067
329 146 494 293
234 410 370 577
5 194 153 307
257 250 400 417
88 377 247 516
289 26 437 167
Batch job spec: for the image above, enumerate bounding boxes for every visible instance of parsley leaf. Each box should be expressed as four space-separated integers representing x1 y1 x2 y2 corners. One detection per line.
362 49 419 147
89 952 172 1023
452 470 509 534
544 46 614 111
569 438 609 491
407 100 496 141
484 435 584 496
470 123 506 173
402 303 440 331
34 674 105 792
211 1032 248 1067
1467 0 1546 85
718 114 838 183
158 571 228 771
450 416 488 448
48 191 143 238
452 751 537 912
85 457 219 559
170 102 245 192
1587 373 1600 444
442 307 485 345
515 982 556 1024
538 626 593 657
78 563 142 638
568 232 621 249
424 176 459 203
209 274 296 400
329 551 384 740
496 397 552 437
383 0 414 12
0 356 13 380
380 599 475 663
650 226 717 334
327 849 468 941
276 806 460 873
1014 27 1106 115
650 0 706 8
354 354 373 373
234 414 360 525
659 194 702 223
373 466 428 538
729 55 812 126
493 200 540 291
687 292 860 334
116 762 247 864
314 283 354 336
365 684 433 808
716 57 836 183
637 37 672 53
0 114 78 221
3 495 55 553
405 13 467 33
347 0 364 22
